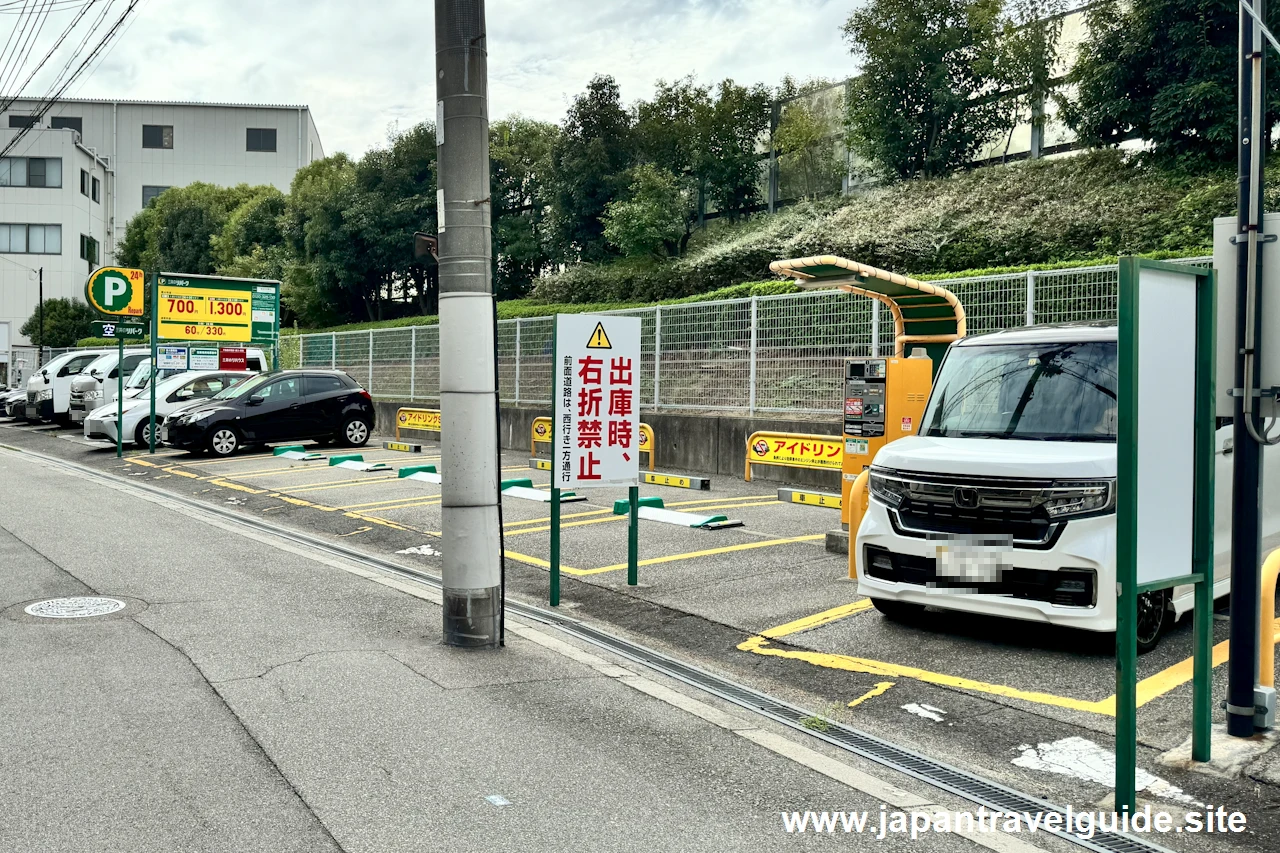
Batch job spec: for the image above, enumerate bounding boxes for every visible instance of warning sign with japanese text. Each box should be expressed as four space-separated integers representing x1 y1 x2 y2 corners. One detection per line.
553 314 642 488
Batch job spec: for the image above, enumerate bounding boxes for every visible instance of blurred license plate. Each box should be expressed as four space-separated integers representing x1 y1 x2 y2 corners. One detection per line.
935 538 1012 584
160 426 169 442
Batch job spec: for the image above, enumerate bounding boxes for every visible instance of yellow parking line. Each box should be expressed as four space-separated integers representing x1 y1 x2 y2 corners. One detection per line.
505 499 781 537
163 467 200 479
1134 618 1280 707
209 478 267 494
269 494 341 512
280 476 400 493
500 494 778 529
125 457 159 468
570 533 825 576
337 494 442 510
230 455 438 478
762 600 875 639
739 635 1113 715
353 498 442 513
847 681 895 708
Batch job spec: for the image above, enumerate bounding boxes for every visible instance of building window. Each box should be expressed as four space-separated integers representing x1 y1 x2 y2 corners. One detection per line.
142 185 170 207
0 157 61 188
8 114 38 128
142 124 173 149
0 224 61 254
79 234 98 265
92 176 100 203
51 116 82 135
81 169 90 196
246 128 277 152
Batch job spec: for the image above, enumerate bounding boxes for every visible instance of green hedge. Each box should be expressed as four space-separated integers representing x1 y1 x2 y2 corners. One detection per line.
526 151 1236 304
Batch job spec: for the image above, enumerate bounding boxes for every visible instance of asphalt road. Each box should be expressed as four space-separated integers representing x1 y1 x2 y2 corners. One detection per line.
2 418 1278 851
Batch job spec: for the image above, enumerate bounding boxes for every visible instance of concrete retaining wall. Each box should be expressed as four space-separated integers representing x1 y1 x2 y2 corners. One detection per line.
372 400 844 490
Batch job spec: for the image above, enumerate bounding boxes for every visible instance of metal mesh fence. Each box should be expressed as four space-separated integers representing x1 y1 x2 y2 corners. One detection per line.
286 256 1213 415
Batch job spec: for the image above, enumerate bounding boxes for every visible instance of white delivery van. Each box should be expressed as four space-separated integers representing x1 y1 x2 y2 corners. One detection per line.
85 370 253 447
67 349 152 423
24 349 110 422
854 322 1280 652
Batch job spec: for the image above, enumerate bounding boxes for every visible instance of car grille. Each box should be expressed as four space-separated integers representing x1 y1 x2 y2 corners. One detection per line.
26 390 36 403
881 470 1065 548
863 545 1096 607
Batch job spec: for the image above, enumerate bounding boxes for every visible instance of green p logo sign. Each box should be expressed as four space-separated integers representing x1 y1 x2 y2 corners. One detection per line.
86 267 145 316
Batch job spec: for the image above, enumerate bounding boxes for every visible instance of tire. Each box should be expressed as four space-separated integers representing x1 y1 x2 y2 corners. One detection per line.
871 597 927 623
207 426 240 457
1135 589 1168 655
133 420 157 448
339 417 371 447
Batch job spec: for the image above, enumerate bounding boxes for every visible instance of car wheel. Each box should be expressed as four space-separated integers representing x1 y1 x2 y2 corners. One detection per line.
340 417 371 447
133 420 157 448
871 598 927 623
1135 590 1168 655
207 426 240 457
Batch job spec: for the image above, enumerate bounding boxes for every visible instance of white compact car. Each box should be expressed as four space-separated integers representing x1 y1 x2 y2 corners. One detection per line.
854 322 1280 652
84 370 252 447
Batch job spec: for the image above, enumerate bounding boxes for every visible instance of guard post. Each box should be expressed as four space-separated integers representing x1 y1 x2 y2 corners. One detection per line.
1115 257 1216 812
550 313 642 604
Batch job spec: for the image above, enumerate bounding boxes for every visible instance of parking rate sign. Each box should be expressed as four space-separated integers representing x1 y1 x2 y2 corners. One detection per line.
553 314 642 488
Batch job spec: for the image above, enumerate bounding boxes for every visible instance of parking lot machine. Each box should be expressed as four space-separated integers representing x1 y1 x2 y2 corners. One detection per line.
767 255 967 530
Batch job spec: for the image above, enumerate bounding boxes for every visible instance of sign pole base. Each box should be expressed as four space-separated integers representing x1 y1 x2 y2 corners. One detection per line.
627 485 639 586
550 487 561 607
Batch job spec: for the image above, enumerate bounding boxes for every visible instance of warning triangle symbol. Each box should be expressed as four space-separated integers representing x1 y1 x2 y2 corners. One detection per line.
585 322 612 349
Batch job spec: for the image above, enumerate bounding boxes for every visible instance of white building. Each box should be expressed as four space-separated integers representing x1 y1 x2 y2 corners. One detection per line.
0 98 323 366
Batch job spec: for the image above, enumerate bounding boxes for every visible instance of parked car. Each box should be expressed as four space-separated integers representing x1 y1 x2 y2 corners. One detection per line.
68 349 152 423
117 346 269 400
854 322 1280 652
162 370 375 456
24 350 110 422
3 387 26 418
84 370 253 447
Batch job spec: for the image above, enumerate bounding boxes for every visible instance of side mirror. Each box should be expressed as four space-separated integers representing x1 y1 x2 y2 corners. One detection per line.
248 395 264 406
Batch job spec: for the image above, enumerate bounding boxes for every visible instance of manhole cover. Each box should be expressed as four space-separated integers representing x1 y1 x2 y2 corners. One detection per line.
24 597 127 619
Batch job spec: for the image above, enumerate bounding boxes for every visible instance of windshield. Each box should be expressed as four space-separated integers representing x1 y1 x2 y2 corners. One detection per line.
211 371 273 400
921 340 1118 442
125 362 187 390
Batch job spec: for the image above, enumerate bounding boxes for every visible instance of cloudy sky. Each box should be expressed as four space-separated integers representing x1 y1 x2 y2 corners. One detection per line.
25 0 857 156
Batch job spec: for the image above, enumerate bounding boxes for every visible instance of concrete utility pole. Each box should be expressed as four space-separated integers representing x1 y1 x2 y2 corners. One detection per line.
1228 0 1267 737
435 0 503 648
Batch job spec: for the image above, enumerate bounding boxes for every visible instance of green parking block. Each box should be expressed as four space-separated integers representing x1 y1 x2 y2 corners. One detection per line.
398 464 438 478
500 477 534 490
328 454 364 466
613 496 664 515
273 445 307 456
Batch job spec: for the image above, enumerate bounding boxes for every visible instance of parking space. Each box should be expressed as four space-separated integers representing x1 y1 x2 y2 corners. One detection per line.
8 413 1280 801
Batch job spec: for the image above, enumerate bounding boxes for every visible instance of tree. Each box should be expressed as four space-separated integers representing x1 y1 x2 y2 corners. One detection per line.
991 0 1064 161
279 155 366 327
603 164 687 258
1062 0 1280 163
775 95 842 199
703 79 771 219
491 116 559 299
843 0 1005 179
20 297 95 347
118 183 279 275
550 75 636 262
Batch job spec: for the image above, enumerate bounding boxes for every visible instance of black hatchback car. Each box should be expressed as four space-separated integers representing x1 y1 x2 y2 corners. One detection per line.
162 370 376 456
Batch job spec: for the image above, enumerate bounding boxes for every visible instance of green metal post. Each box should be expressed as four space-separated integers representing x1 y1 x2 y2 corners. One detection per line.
148 273 157 454
628 485 639 586
115 335 123 458
1115 257 1139 816
1191 268 1218 762
550 487 561 606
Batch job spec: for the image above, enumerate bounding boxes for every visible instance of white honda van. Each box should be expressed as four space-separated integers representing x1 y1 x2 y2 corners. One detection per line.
854 322 1280 652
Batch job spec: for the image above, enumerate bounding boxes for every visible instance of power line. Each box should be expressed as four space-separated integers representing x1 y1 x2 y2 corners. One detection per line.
0 0 57 96
0 0 39 93
0 0 140 158
0 0 102 116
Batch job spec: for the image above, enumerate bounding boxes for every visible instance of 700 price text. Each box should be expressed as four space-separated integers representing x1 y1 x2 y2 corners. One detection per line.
166 298 245 316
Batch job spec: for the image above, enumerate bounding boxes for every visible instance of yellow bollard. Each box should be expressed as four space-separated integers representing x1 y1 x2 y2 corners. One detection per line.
1262 549 1280 689
846 470 870 580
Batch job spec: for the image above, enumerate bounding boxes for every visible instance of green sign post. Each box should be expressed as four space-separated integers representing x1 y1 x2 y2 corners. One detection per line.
89 319 146 459
1115 258 1216 812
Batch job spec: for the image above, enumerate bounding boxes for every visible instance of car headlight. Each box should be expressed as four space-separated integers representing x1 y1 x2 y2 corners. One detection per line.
868 470 909 508
189 409 219 422
37 389 52 401
84 390 102 401
1042 480 1115 518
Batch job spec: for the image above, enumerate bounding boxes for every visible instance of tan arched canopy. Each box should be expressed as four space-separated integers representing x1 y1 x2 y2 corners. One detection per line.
769 255 966 363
